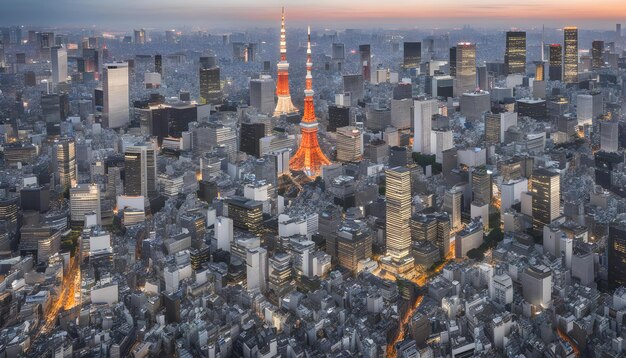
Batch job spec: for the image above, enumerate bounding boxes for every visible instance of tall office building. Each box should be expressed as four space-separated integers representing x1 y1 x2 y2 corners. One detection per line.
449 46 457 76
332 43 345 60
591 40 604 69
455 43 477 96
199 62 222 105
534 61 545 81
337 220 373 273
477 66 488 90
505 31 526 75
226 197 263 234
342 74 364 105
289 27 331 177
103 62 130 129
336 126 362 162
134 29 146 44
327 105 350 132
443 187 463 230
56 138 76 192
269 252 293 297
0 41 5 68
42 93 69 136
521 265 552 308
273 7 298 116
240 122 265 158
51 46 67 84
70 184 101 225
485 111 517 145
608 223 626 290
472 167 492 205
403 42 421 69
124 144 158 199
600 121 619 153
385 167 412 260
154 54 162 75
249 75 275 114
563 27 578 83
412 99 437 154
549 44 563 81
359 44 371 81
531 168 560 230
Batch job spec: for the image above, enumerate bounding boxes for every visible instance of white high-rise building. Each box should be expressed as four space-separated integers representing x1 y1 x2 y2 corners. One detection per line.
215 217 233 252
51 46 67 84
430 129 453 163
103 62 130 129
70 184 101 225
412 99 437 154
250 75 275 115
521 265 552 308
600 121 619 152
246 247 268 291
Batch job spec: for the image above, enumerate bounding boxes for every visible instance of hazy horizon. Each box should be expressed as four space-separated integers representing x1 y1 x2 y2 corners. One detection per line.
2 0 625 31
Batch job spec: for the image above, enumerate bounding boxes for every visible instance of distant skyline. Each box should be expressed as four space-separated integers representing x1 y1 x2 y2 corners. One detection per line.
2 0 625 29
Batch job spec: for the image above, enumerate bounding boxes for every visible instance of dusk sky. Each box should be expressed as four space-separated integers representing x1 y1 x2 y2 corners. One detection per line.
2 0 625 29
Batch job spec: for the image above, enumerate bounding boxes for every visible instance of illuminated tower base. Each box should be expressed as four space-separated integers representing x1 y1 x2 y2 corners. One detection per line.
273 93 297 117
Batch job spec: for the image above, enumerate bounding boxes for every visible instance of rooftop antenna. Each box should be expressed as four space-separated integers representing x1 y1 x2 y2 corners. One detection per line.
541 24 545 62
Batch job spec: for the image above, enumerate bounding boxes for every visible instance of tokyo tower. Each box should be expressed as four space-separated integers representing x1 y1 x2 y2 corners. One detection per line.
273 7 298 117
289 27 331 177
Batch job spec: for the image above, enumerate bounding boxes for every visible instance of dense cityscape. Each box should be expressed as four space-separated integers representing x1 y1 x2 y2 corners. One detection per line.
0 3 625 358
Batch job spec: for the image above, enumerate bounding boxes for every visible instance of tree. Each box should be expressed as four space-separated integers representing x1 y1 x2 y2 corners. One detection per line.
467 248 485 261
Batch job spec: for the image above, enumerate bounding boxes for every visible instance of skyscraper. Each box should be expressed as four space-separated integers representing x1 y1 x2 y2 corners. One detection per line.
199 61 222 105
443 187 463 230
56 138 76 192
455 43 477 96
154 54 162 75
403 42 421 69
531 168 560 231
134 29 146 44
103 62 129 129
240 122 265 158
342 74 364 106
336 219 373 273
70 184 101 225
385 167 412 260
549 44 562 81
124 144 158 199
249 75 275 114
273 7 298 116
505 31 526 75
449 46 457 76
51 46 67 84
327 105 350 132
534 61 545 81
359 44 371 81
563 27 578 83
412 99 437 154
289 27 331 177
591 40 604 69
42 93 69 136
336 126 362 162
472 166 492 205
608 223 626 290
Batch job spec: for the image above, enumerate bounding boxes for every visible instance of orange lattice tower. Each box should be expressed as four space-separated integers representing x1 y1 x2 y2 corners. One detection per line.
273 7 298 117
289 26 331 177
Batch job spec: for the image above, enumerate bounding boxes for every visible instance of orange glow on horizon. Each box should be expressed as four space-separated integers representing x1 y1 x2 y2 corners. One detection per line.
220 2 626 24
